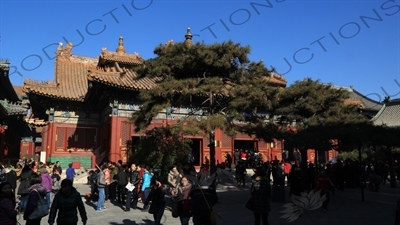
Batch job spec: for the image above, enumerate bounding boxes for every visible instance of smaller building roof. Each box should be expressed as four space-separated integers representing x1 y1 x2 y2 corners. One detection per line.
25 118 48 127
334 86 382 111
266 74 287 87
23 54 98 101
88 68 161 90
0 60 10 70
372 98 400 127
0 99 28 115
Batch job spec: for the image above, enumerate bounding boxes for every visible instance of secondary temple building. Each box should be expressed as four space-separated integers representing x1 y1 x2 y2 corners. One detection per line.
0 60 31 162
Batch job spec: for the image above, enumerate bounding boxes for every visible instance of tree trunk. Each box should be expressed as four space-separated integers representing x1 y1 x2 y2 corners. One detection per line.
300 148 308 191
387 147 397 188
358 144 364 202
209 130 217 176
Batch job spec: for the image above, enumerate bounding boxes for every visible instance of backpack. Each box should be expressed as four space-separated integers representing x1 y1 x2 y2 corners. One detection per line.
117 170 128 186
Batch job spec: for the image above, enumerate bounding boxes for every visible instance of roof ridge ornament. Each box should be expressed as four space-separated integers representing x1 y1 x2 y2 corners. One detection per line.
116 36 126 55
56 42 73 59
184 27 193 46
56 42 63 55
165 39 174 46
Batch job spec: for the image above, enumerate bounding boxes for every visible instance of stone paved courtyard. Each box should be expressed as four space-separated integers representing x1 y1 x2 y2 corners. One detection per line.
16 169 399 225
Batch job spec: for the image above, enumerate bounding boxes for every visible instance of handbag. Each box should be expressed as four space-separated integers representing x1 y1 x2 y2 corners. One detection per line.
28 189 49 220
245 197 254 211
148 201 157 214
171 198 179 218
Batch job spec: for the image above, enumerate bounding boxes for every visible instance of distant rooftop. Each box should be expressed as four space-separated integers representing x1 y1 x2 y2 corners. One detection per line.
372 98 400 127
0 59 10 70
334 85 382 111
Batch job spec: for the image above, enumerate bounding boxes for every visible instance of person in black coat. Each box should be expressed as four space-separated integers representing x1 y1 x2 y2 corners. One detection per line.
0 182 18 225
189 185 218 225
17 165 33 212
143 177 167 225
48 179 87 225
249 168 271 225
3 165 17 192
235 161 246 186
125 164 140 211
288 164 302 196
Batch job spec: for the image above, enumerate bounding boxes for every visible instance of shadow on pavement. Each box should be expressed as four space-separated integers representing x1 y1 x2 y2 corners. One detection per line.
109 219 140 225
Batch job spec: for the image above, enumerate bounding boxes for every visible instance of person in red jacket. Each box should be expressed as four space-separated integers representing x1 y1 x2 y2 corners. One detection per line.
283 161 291 185
314 169 334 213
240 150 248 168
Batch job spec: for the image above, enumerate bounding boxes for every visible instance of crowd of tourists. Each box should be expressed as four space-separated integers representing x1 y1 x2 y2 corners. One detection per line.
85 160 218 225
0 159 87 225
1 154 397 225
0 158 221 225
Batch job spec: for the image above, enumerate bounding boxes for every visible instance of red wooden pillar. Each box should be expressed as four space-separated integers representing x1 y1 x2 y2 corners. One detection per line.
215 128 222 165
92 155 97 168
0 127 5 159
46 123 54 163
110 116 119 162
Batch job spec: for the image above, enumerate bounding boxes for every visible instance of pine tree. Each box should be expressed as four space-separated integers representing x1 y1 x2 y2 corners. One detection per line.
130 28 280 172
273 78 370 190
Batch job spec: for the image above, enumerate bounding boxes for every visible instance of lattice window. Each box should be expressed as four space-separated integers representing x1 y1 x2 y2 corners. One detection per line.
222 133 232 148
257 140 268 151
66 128 76 150
76 128 86 150
121 122 131 146
276 140 282 149
56 127 65 149
21 146 29 156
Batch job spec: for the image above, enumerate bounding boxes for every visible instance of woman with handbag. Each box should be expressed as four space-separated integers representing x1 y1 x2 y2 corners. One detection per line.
23 173 47 225
17 164 33 212
143 177 167 225
171 176 193 225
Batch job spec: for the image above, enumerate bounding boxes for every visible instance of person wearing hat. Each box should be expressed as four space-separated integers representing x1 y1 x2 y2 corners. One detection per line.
40 167 53 207
0 182 18 225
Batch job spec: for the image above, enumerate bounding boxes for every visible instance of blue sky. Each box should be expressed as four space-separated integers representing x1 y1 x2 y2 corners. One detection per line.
1 0 399 102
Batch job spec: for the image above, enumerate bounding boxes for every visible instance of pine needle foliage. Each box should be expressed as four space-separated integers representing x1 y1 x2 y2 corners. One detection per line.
130 125 193 173
274 78 371 151
130 40 280 138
